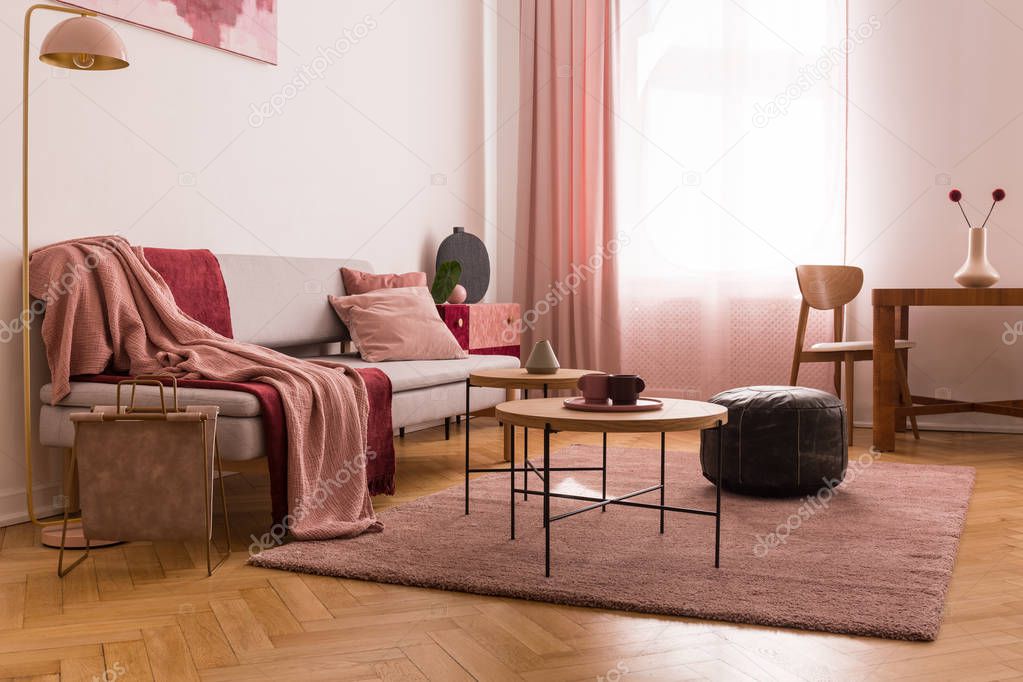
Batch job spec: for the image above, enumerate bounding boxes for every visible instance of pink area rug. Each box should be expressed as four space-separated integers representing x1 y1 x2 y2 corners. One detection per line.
249 445 975 640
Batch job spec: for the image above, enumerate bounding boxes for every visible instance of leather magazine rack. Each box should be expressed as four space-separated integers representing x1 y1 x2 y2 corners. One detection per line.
58 375 231 577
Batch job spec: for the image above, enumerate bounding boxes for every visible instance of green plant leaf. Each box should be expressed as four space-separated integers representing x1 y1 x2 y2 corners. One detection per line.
431 260 462 303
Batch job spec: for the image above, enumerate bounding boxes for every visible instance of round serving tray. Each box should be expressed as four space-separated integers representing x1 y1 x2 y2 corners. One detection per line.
563 397 664 412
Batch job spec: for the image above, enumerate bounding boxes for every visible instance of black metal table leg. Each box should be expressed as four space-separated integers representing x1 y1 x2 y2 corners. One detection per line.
659 432 666 534
523 389 529 501
544 422 551 577
464 378 470 515
601 432 607 512
444 417 450 440
715 420 723 567
510 424 516 539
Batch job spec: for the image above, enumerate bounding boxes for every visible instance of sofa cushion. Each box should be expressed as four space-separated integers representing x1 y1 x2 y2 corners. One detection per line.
328 287 468 362
215 253 373 348
40 405 265 460
340 267 427 294
308 353 521 393
40 382 263 417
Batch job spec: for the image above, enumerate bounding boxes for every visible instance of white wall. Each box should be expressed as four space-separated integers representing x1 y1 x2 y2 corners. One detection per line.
0 0 493 524
847 0 1023 432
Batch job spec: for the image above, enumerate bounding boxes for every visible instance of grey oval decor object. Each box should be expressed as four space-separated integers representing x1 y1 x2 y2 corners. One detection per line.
436 227 490 303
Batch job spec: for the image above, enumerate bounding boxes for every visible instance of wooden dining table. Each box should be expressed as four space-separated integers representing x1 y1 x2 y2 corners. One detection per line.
872 287 1023 451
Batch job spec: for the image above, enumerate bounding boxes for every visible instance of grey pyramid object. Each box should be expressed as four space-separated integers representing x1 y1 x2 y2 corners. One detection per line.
525 339 560 374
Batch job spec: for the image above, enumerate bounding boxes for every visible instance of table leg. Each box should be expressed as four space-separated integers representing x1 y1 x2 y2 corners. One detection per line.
464 379 470 515
523 389 529 501
873 304 897 452
544 423 551 577
897 305 911 432
601 432 607 512
502 388 515 462
715 421 723 568
659 432 665 534
509 425 515 540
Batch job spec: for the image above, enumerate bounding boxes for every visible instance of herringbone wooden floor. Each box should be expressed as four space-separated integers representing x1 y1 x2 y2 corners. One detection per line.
1 419 1021 681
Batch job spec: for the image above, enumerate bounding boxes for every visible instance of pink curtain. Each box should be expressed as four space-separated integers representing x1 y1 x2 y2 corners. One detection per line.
514 0 621 373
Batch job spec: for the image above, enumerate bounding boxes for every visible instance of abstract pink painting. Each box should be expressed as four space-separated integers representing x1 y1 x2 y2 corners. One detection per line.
61 0 277 64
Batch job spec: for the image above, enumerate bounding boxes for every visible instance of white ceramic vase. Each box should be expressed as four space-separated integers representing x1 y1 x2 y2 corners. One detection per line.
525 339 560 374
954 228 1000 288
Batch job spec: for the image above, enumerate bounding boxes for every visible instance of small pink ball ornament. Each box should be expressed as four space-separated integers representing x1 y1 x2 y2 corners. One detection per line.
447 284 467 304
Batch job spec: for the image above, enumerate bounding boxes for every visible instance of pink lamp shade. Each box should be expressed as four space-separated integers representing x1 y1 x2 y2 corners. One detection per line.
39 16 128 71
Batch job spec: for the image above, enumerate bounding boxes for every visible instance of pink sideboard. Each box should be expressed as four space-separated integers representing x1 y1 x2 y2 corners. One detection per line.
437 303 521 359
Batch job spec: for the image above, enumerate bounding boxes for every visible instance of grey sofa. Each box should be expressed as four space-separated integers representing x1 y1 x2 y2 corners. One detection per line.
37 253 519 462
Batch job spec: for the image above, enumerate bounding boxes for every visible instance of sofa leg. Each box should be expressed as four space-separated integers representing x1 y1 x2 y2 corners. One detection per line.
456 414 461 426
444 417 450 440
399 427 405 439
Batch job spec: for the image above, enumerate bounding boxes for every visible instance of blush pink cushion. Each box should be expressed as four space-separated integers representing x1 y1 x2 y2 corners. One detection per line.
340 267 427 295
328 287 468 362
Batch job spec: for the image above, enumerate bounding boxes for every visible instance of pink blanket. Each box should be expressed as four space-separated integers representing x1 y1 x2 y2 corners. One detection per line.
30 236 381 540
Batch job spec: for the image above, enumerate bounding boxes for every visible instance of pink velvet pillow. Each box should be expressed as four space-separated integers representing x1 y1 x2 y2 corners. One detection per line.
328 287 468 361
340 267 427 295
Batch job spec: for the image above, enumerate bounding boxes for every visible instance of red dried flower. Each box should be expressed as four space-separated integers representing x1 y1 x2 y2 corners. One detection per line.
949 189 962 202
993 188 1006 202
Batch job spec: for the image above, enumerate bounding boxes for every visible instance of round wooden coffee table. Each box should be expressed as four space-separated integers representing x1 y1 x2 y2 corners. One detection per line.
464 368 598 516
495 397 728 577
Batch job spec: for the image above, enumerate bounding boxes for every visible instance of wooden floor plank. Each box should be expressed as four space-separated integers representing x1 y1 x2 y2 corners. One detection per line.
21 572 58 621
269 575 334 622
175 611 238 670
102 639 154 681
93 547 135 595
373 657 430 681
428 627 522 682
141 625 200 682
123 545 166 584
301 574 361 611
401 642 474 682
240 585 303 637
209 598 274 656
0 581 26 630
58 655 106 682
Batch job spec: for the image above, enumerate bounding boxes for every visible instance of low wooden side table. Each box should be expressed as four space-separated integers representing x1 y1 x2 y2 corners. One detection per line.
465 368 597 516
496 397 728 577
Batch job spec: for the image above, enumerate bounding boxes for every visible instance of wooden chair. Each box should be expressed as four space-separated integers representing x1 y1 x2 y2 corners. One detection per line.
790 265 919 445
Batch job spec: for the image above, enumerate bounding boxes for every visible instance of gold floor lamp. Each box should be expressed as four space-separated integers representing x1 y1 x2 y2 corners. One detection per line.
21 4 129 547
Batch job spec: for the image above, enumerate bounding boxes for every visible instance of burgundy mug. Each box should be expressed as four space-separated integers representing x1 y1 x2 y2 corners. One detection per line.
608 374 646 405
577 373 610 404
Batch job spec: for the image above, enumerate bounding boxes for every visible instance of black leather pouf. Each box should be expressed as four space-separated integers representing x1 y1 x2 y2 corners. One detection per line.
699 386 847 497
